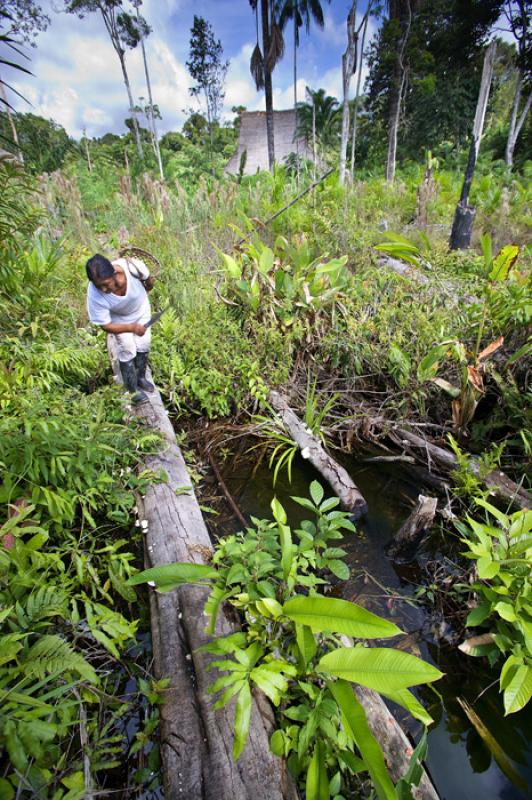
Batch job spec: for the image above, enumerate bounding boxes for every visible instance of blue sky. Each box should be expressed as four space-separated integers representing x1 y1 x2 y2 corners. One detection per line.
3 0 378 139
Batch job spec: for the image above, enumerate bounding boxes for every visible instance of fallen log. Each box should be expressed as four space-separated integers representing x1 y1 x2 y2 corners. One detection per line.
392 428 530 511
268 390 368 519
386 495 438 562
375 255 479 305
134 387 297 800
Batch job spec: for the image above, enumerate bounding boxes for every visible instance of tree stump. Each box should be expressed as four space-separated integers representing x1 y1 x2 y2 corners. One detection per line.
387 495 438 562
449 202 476 250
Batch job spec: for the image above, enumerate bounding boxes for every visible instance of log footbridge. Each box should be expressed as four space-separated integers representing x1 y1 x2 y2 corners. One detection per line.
134 384 439 799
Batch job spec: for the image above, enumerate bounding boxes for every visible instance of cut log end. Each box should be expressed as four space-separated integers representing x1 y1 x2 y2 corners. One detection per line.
387 494 438 562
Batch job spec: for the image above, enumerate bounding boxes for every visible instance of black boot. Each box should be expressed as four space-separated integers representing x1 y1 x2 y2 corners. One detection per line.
119 359 148 405
135 351 155 392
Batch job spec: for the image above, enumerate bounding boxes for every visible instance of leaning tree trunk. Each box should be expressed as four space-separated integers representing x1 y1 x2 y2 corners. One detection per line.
449 40 496 250
261 0 275 170
385 1 411 183
137 7 164 180
339 1 358 185
505 71 532 169
293 5 300 184
118 50 144 160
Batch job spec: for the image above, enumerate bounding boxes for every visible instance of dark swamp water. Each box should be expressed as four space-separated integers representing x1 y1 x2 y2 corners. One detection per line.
209 450 532 800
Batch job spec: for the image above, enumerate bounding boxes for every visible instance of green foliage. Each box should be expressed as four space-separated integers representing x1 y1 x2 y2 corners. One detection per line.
220 234 350 335
133 482 441 798
456 500 532 715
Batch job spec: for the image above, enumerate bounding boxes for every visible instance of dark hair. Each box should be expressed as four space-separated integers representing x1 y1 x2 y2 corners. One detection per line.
86 254 115 283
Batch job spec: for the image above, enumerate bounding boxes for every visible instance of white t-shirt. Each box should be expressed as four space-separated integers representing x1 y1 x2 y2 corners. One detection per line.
87 257 151 326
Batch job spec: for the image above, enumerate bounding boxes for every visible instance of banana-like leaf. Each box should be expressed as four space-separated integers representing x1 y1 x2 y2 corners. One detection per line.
128 562 217 588
318 647 442 692
283 595 403 639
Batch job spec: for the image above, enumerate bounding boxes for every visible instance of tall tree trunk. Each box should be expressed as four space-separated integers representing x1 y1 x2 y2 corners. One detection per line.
118 50 144 160
136 6 163 180
505 70 532 168
350 7 370 179
261 0 275 170
205 86 215 178
293 4 300 183
450 40 497 250
340 1 358 185
385 0 412 183
0 75 23 163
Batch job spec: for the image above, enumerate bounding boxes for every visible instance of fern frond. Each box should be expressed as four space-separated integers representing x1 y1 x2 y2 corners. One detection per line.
25 587 69 624
22 634 98 684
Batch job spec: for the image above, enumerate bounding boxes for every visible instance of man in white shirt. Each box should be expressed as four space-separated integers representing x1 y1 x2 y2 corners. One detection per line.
86 253 155 404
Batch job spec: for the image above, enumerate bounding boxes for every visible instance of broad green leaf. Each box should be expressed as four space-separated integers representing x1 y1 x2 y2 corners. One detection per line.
310 481 324 507
417 344 448 382
279 523 293 580
318 647 442 692
222 253 241 280
258 247 274 274
0 778 14 800
233 682 252 759
466 603 491 627
494 602 516 622
270 729 286 757
283 595 402 639
500 655 521 691
128 562 217 588
503 665 532 715
380 688 433 726
477 557 499 580
489 244 519 281
328 680 396 800
306 742 329 800
328 560 350 581
271 497 287 525
296 624 317 667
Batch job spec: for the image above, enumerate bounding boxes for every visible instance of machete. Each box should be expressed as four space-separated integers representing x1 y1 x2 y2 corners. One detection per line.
145 302 171 329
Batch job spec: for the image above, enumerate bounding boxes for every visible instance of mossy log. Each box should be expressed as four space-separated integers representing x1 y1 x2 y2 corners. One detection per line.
268 390 368 519
134 387 297 800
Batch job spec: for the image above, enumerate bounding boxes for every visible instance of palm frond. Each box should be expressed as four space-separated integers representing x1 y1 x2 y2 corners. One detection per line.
266 22 285 72
250 43 265 90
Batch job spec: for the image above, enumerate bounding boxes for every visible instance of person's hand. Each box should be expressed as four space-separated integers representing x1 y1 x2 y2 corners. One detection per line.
131 323 147 336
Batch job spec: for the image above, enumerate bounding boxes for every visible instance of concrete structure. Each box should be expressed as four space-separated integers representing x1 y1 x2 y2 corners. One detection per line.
225 109 312 175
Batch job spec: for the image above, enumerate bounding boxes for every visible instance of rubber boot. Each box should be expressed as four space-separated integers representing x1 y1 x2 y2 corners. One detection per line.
135 351 155 392
119 359 148 405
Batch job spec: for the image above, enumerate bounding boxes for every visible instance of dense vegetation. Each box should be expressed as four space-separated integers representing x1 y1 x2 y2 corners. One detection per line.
1 0 531 797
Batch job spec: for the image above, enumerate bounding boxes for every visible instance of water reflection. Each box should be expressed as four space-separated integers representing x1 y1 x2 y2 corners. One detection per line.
218 449 532 800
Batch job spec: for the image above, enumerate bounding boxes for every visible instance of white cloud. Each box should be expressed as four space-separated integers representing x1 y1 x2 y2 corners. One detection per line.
1 0 381 140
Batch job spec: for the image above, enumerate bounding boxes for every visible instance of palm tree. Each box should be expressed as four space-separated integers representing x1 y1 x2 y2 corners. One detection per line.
296 88 340 152
249 0 284 170
277 1 329 118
